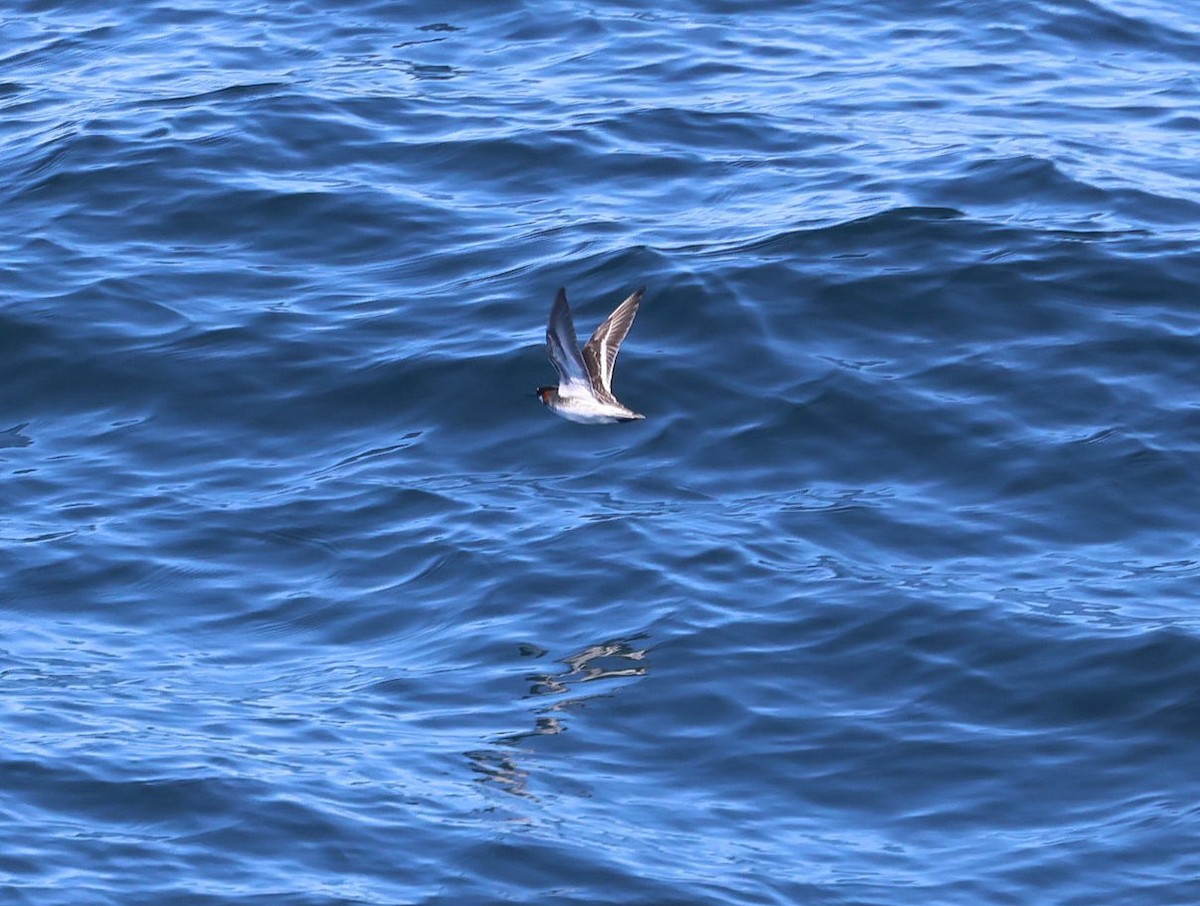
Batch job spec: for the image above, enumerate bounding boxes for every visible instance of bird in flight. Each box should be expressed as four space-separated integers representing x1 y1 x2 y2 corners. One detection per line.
537 286 645 424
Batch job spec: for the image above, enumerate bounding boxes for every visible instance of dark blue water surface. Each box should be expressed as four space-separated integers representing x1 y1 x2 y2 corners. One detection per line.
4 0 1200 903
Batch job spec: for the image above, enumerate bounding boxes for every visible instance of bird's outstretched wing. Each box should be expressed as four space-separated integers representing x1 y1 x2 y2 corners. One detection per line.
582 287 644 398
546 287 590 395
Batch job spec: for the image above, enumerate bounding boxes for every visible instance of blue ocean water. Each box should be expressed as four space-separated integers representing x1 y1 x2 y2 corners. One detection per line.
3 0 1200 902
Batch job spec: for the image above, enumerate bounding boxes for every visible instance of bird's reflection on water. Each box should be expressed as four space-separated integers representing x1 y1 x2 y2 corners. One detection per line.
466 634 650 796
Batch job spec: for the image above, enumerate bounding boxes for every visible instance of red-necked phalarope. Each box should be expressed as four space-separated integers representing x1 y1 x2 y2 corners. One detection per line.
537 286 645 424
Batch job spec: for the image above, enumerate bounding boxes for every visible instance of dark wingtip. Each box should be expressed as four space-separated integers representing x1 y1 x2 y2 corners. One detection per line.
555 287 568 303
635 285 647 298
